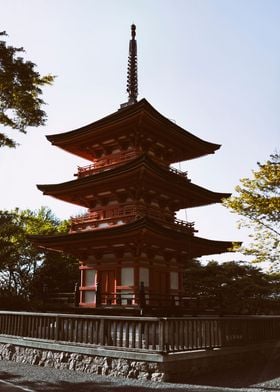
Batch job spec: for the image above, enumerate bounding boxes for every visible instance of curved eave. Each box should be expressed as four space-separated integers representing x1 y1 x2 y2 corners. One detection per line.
29 217 238 258
46 99 220 161
36 155 231 208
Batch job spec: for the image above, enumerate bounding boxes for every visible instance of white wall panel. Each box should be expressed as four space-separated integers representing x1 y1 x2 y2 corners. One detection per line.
170 271 179 289
139 267 149 287
121 267 134 286
84 269 96 287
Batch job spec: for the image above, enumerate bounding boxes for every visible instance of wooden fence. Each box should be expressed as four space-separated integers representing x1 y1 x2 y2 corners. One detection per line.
1 312 280 353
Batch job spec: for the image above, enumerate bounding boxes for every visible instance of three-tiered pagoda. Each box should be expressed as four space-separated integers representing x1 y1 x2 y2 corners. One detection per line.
31 25 234 311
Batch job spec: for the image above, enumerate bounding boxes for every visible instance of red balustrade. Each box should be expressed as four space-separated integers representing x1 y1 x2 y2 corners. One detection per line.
77 150 139 177
70 205 195 234
76 150 189 180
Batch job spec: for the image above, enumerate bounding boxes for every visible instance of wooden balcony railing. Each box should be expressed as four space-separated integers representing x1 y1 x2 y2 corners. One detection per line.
76 150 189 180
70 205 195 234
76 150 139 177
168 166 188 178
1 311 280 353
70 205 137 232
92 290 194 309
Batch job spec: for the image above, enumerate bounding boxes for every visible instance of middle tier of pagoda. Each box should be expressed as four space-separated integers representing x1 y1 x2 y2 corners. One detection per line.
37 153 230 234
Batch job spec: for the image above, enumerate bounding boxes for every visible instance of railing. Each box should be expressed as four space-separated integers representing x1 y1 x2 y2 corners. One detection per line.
76 150 140 177
93 290 189 308
70 205 138 232
173 217 196 232
76 150 189 180
1 311 280 353
168 166 188 178
72 205 137 223
70 205 195 234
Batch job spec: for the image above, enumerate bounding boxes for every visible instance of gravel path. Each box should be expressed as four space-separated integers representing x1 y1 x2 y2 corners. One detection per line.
1 359 280 392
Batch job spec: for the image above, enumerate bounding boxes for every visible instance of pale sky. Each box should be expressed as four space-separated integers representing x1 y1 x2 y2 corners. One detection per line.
1 0 279 263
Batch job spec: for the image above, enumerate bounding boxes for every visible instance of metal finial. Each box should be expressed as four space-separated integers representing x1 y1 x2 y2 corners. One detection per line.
126 24 138 105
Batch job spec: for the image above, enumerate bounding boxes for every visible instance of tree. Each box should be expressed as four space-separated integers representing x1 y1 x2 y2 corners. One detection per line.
185 260 277 314
30 251 78 301
0 207 77 300
223 153 280 266
0 209 25 293
0 31 54 148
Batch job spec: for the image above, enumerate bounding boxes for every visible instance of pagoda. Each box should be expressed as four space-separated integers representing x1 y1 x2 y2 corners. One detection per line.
31 25 234 312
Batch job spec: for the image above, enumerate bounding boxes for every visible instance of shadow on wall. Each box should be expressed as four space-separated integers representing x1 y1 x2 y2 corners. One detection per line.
2 357 280 391
184 355 280 390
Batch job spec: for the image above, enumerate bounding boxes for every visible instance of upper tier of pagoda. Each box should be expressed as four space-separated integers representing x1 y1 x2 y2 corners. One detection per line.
46 99 221 164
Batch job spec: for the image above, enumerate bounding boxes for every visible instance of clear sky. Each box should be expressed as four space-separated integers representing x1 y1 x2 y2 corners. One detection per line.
1 0 279 263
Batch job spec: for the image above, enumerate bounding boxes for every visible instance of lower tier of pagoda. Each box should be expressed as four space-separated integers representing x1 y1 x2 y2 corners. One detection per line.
30 217 233 259
78 263 185 309
30 218 234 309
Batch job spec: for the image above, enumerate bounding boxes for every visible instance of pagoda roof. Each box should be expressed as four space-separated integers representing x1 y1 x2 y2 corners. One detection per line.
29 217 235 259
37 155 230 209
46 99 221 163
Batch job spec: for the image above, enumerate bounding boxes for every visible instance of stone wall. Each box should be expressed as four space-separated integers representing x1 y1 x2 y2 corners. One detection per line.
0 342 165 381
0 337 279 382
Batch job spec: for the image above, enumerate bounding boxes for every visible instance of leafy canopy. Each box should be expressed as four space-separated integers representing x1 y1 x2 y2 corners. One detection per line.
185 259 280 314
223 153 280 265
0 31 54 148
0 207 75 297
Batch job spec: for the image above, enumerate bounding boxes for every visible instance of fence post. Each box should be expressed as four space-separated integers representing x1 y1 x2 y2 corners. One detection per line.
55 315 60 341
220 318 227 347
116 293 121 305
42 284 48 310
99 318 105 345
96 281 101 306
74 282 80 307
158 318 167 352
139 281 146 315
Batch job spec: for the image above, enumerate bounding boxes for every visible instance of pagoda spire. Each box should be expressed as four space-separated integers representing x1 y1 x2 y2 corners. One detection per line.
126 24 138 105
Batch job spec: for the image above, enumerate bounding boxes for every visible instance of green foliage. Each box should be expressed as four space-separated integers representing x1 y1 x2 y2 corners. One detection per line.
185 259 279 314
30 251 78 299
223 153 280 265
0 207 76 300
0 291 30 311
0 31 54 148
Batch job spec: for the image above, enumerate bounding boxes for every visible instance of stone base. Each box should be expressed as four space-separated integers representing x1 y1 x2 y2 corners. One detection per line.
0 336 279 382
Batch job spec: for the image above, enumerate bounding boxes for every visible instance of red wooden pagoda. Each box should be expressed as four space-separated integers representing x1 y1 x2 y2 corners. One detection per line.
31 25 234 312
